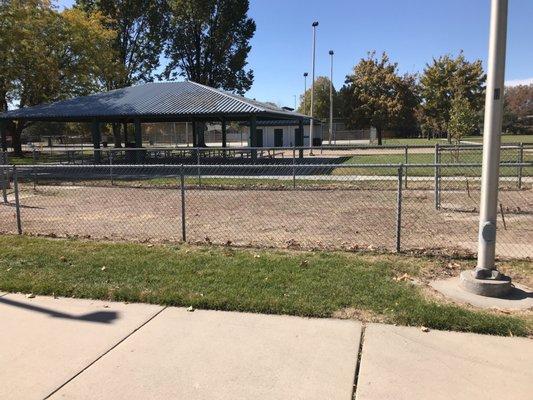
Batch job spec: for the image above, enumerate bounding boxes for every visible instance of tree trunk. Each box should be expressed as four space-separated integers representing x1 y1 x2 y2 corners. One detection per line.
12 121 23 156
112 123 122 148
377 126 383 146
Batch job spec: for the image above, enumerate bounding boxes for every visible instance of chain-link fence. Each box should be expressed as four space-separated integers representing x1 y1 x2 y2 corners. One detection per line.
1 161 531 259
4 143 531 171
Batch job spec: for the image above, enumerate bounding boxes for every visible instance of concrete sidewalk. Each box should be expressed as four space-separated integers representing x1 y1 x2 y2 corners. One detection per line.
0 293 532 400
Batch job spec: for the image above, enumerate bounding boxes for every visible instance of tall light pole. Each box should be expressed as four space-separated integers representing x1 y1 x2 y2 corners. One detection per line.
303 72 308 113
309 21 319 156
329 50 334 145
460 0 511 297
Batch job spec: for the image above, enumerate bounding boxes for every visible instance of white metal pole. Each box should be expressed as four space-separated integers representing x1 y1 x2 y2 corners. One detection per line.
310 21 318 155
475 0 508 278
329 50 334 145
303 72 308 113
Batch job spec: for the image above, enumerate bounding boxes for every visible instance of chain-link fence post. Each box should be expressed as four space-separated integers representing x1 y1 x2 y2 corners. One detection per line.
1 151 7 203
434 143 440 210
109 151 114 186
196 148 202 187
13 165 22 234
180 164 187 242
292 147 296 189
32 148 38 189
404 145 408 188
517 142 523 189
1 165 7 204
396 164 403 252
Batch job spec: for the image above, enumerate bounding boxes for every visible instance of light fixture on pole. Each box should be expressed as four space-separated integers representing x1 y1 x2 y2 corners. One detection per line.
329 50 334 145
309 21 319 156
460 0 512 297
303 72 308 113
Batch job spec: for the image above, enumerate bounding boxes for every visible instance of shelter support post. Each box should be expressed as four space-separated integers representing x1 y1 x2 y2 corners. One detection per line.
0 120 7 152
192 121 198 147
134 118 143 163
221 118 227 157
134 118 142 148
221 118 227 147
250 116 257 161
91 120 101 163
297 119 304 159
123 122 128 146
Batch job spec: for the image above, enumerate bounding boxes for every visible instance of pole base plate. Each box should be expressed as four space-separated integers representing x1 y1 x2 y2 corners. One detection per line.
459 270 512 298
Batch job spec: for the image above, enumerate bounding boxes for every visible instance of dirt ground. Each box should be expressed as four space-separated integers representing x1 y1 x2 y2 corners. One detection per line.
1 184 531 259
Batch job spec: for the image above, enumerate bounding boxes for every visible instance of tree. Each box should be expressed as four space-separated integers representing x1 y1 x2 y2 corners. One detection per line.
419 52 485 141
75 0 170 88
162 0 256 95
448 95 479 143
503 84 533 133
76 0 171 147
0 0 118 154
340 51 418 145
297 76 339 121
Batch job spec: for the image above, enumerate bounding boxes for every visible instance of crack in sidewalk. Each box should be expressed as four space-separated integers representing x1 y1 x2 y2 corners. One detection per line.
42 305 168 400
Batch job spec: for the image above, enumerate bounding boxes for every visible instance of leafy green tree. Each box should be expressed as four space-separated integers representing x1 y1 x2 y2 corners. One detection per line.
503 84 533 134
162 0 256 95
75 0 170 88
448 95 479 143
419 52 485 142
76 0 171 147
0 0 118 154
341 51 418 145
297 76 339 121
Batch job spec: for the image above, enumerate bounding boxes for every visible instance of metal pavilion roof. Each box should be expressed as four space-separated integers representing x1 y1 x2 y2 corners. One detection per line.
0 81 309 122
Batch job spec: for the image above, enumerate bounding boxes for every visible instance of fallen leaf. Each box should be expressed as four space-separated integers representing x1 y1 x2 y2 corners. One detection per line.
394 273 413 282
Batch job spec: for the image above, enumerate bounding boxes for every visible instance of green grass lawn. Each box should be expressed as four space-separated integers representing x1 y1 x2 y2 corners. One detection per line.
463 134 533 144
380 138 443 145
0 235 530 336
382 134 532 145
333 151 532 177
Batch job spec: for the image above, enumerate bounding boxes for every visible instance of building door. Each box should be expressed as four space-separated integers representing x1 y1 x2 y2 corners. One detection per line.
295 128 303 146
257 129 263 147
274 129 283 147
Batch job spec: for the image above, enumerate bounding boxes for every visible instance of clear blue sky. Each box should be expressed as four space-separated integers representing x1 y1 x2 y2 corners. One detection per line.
58 0 532 108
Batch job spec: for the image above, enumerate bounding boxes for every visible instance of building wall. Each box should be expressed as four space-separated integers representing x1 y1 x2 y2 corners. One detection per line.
139 121 323 147
245 124 323 147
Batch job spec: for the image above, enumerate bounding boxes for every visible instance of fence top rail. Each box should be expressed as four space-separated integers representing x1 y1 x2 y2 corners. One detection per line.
9 143 533 153
5 162 532 170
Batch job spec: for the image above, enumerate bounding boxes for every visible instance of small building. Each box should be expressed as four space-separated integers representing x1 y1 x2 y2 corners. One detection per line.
240 120 323 147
